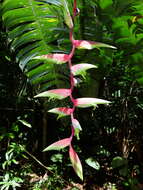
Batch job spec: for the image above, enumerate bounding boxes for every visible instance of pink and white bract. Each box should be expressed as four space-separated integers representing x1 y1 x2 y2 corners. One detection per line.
73 40 116 50
72 118 82 131
34 0 115 181
74 98 111 108
34 53 70 64
43 138 72 151
71 118 82 139
48 107 74 118
71 63 97 76
34 89 71 100
69 145 83 180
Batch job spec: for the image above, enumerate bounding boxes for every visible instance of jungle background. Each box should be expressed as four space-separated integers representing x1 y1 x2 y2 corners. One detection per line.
0 0 143 189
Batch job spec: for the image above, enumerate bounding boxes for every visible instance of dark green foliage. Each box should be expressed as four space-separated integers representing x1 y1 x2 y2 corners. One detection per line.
94 0 143 83
1 0 143 189
2 0 70 93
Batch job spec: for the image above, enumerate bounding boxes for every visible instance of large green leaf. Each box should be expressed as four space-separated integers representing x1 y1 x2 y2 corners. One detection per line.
85 157 100 170
2 0 68 92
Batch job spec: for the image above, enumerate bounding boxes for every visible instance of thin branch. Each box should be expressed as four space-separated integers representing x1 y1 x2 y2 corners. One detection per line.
25 150 50 171
24 149 71 187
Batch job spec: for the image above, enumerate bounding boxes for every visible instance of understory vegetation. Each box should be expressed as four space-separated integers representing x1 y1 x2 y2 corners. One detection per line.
0 0 143 189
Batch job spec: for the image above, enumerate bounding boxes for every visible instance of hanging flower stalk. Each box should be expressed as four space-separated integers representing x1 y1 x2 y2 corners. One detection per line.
34 0 116 180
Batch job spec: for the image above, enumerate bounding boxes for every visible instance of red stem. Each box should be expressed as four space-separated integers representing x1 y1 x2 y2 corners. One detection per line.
73 0 77 18
70 28 74 42
68 0 77 138
69 44 75 59
71 124 75 138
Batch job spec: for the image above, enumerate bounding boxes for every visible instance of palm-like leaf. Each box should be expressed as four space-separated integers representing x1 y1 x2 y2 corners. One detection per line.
2 0 68 92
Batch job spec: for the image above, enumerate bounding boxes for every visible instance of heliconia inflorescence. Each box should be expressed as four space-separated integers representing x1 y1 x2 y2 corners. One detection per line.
34 0 116 180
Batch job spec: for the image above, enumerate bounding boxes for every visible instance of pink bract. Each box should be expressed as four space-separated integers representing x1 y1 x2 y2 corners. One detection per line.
73 40 116 50
69 145 83 180
43 138 72 151
58 107 73 115
43 53 70 63
34 89 71 99
74 98 111 108
71 63 97 75
49 89 71 96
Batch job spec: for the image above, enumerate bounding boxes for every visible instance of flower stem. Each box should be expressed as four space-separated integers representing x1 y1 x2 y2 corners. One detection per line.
68 0 77 136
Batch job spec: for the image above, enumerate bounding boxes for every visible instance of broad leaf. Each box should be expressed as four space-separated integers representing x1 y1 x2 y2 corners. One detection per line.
69 145 83 180
48 107 73 118
34 53 70 64
2 0 67 92
71 63 97 76
85 158 100 170
43 138 71 151
34 89 71 100
73 40 116 50
75 98 111 108
111 156 128 169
